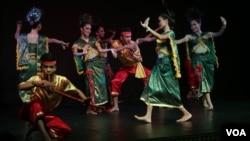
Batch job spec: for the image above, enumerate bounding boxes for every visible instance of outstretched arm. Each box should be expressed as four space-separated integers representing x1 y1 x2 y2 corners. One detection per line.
136 37 156 45
48 38 70 50
95 41 112 53
95 41 117 58
136 28 159 45
211 16 227 38
112 45 126 52
175 34 190 44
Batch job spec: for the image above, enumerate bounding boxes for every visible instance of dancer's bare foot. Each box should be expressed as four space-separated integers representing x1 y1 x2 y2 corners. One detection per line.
176 114 192 122
134 115 151 123
86 110 97 115
207 104 213 110
203 101 209 108
108 107 119 112
202 97 209 108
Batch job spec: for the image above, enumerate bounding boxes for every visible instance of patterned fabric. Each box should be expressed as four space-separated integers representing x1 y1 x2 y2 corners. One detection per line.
84 57 109 105
16 33 49 102
72 37 109 105
72 37 96 75
186 32 217 97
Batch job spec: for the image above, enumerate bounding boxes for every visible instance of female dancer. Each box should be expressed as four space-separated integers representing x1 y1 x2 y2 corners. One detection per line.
176 8 227 110
134 10 192 123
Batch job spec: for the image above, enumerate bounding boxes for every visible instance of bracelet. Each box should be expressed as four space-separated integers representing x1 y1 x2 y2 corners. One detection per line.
221 25 226 29
146 26 151 32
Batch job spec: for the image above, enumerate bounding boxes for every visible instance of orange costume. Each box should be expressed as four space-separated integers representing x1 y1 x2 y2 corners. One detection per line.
110 40 151 96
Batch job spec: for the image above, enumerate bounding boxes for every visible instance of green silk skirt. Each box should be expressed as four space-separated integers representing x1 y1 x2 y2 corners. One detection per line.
191 53 214 98
84 57 109 105
140 56 183 108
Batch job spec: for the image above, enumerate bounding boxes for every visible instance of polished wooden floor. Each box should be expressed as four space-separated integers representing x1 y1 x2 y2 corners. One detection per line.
1 97 249 141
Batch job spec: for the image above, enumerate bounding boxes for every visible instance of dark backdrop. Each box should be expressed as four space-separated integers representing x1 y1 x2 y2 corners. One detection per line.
0 0 247 106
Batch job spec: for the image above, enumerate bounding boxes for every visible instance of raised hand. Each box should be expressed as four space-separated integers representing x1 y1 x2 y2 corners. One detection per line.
220 16 227 28
140 17 150 28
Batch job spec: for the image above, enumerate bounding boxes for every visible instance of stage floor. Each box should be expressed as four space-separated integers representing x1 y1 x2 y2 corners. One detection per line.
1 98 249 141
